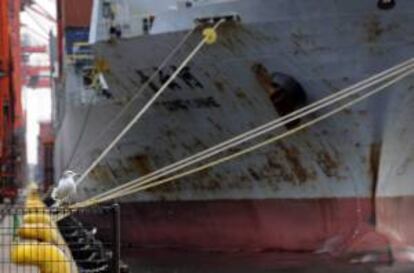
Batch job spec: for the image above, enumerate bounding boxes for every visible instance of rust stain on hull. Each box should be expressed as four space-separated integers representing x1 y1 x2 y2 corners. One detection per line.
278 143 312 184
364 15 399 43
369 143 382 190
316 151 340 179
369 142 382 225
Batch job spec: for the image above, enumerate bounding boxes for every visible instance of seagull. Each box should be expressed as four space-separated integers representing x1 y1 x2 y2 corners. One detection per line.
52 170 78 206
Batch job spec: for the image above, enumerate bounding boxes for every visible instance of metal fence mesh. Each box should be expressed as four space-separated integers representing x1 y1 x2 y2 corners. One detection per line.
0 204 122 273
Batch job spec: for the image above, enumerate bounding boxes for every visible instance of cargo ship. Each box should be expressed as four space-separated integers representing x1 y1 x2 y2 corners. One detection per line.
0 0 26 204
53 0 414 263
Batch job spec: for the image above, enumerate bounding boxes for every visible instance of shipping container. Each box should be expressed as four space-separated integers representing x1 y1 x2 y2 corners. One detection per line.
63 0 93 28
38 122 54 193
65 27 89 55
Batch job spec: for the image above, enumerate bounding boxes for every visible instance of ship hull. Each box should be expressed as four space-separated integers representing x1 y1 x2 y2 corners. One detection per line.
81 196 414 259
55 0 414 256
101 198 376 252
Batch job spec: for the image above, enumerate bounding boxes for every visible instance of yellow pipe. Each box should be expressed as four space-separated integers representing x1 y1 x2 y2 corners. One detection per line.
27 189 40 197
25 200 45 207
27 182 39 192
24 214 53 225
27 189 41 200
17 223 58 243
11 242 72 273
25 203 47 213
26 198 42 204
25 196 45 205
26 194 42 201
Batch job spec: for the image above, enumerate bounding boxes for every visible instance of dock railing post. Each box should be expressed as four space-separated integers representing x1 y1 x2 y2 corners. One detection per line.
112 203 121 273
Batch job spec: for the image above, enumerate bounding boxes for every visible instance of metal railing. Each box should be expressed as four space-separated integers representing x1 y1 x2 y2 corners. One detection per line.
0 204 126 273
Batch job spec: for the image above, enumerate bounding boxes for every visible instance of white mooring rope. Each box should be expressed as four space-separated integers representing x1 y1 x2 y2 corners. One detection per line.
70 27 197 171
73 21 224 188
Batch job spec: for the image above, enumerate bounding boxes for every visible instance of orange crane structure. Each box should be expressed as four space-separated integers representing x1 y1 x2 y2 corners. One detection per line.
21 47 51 89
21 45 51 89
20 0 54 89
0 0 26 202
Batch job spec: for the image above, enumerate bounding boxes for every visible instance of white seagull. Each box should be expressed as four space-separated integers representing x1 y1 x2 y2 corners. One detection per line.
52 170 78 206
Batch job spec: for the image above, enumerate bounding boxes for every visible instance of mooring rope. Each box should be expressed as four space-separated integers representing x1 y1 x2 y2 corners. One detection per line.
70 27 197 171
74 21 224 187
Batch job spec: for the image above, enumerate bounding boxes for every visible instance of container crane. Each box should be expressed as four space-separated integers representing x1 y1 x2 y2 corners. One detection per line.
21 46 51 89
20 0 54 89
0 0 25 202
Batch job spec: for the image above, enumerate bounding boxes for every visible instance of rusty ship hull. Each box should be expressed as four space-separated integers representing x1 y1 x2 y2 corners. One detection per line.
53 0 414 260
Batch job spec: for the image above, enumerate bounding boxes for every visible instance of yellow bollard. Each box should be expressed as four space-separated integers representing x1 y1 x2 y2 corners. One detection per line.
23 214 53 225
11 242 72 273
17 223 58 243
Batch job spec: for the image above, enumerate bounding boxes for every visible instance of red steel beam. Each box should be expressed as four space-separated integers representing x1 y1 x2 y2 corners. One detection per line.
23 65 50 76
21 45 47 53
10 0 24 129
0 0 11 159
24 77 51 88
27 4 56 23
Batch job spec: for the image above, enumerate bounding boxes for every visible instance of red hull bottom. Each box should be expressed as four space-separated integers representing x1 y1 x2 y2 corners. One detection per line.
85 197 414 260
